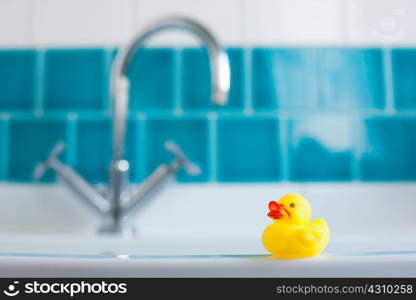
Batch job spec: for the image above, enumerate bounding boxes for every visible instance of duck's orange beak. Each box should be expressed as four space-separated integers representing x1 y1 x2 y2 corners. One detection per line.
267 201 291 219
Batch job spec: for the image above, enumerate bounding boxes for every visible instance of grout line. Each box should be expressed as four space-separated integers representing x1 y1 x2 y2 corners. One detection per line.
382 47 395 114
173 48 183 115
208 112 218 182
122 109 416 118
66 113 78 166
243 47 254 115
0 115 10 181
34 49 45 113
278 115 290 182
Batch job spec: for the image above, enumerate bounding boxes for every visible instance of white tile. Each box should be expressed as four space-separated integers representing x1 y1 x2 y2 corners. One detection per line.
132 0 245 46
32 0 131 47
0 0 32 47
345 0 416 45
245 0 344 45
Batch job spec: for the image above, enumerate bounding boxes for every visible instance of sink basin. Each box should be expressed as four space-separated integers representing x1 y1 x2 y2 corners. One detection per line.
0 232 416 277
0 183 415 277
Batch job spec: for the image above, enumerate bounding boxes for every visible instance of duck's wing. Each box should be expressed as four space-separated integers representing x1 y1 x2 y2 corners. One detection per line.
296 227 324 246
296 218 329 246
310 218 328 228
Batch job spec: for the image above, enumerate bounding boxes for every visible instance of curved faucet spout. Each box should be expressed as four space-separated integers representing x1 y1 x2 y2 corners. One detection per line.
111 16 230 165
109 16 231 226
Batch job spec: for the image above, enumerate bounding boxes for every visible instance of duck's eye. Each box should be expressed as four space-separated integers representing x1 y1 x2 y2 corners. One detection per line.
289 203 296 208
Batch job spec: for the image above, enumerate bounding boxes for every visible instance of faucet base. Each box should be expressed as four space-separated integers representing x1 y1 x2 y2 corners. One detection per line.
98 217 136 238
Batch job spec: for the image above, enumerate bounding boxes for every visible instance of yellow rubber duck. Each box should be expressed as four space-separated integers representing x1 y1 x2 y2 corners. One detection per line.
262 194 330 259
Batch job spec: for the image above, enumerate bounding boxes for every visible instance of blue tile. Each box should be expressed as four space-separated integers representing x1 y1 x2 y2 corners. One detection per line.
125 48 175 111
76 118 141 183
181 48 244 111
217 117 281 182
361 118 416 181
44 49 107 111
145 117 209 182
0 50 36 110
76 119 111 183
392 49 416 110
318 48 385 109
0 121 7 180
251 48 317 110
9 119 67 182
289 116 353 181
124 120 143 183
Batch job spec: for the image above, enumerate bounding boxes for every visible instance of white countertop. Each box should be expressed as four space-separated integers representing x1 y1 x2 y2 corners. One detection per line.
0 233 415 277
0 182 415 277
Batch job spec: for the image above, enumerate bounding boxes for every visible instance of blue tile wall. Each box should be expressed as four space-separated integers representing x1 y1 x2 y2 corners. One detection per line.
0 50 37 110
44 49 108 111
318 48 385 109
360 118 416 181
289 116 353 181
252 48 317 109
0 121 8 181
182 48 245 111
125 48 175 111
217 117 281 182
75 118 141 183
9 118 67 182
392 49 416 110
0 46 415 183
145 116 209 182
75 118 112 183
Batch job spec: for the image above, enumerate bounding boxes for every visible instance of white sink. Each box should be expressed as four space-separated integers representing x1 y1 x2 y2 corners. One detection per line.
0 232 415 277
0 183 415 277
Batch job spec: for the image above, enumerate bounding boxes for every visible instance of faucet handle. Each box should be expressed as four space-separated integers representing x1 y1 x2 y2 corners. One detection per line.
33 142 65 180
164 140 201 176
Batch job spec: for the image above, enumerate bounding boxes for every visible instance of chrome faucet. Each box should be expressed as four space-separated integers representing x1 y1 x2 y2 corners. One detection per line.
34 16 231 236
